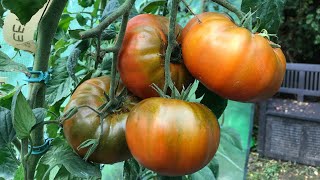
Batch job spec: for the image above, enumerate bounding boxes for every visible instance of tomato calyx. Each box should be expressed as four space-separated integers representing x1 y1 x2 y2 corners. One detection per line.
152 80 204 103
258 29 281 48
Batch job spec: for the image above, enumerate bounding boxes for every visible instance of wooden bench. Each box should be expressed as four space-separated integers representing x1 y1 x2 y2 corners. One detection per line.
280 63 320 101
257 63 320 166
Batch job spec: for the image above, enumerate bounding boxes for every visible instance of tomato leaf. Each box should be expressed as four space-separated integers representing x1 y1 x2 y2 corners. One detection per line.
0 51 30 76
0 107 16 149
220 127 243 151
189 166 216 180
139 0 166 13
76 14 87 26
0 84 16 109
1 0 47 25
34 162 49 180
102 162 124 179
11 87 36 139
215 127 246 179
241 0 285 33
195 83 227 119
58 14 74 32
78 0 94 8
32 108 47 125
0 147 19 179
101 0 120 20
40 137 101 178
123 158 141 179
46 57 73 106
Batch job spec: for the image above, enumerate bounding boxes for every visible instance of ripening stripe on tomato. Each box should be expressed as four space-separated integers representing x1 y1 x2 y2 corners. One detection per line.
125 97 220 176
118 14 193 99
182 12 286 102
63 76 139 164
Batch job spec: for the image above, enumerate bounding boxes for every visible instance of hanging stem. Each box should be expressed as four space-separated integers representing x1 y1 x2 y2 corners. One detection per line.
181 0 202 23
80 0 136 39
109 12 130 101
163 0 179 93
95 35 102 69
211 0 245 20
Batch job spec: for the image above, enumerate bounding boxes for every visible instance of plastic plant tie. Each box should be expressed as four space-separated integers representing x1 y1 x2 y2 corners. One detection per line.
28 138 54 155
25 67 52 84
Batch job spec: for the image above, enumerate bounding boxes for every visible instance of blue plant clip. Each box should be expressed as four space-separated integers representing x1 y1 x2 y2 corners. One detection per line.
28 138 54 155
25 67 52 84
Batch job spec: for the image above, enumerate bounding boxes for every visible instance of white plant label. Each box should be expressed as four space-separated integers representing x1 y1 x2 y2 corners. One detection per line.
3 1 51 53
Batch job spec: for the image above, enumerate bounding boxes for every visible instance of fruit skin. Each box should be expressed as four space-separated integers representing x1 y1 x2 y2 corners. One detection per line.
63 76 138 164
118 14 193 99
182 12 286 102
125 97 220 176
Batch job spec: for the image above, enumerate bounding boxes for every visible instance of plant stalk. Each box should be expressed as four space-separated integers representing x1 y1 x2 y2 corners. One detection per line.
163 0 179 93
27 0 67 179
80 0 136 39
211 0 245 20
21 138 28 180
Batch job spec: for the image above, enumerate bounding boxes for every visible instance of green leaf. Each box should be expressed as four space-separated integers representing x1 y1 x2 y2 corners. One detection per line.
40 137 101 179
13 165 24 180
11 87 36 139
220 127 243 151
0 147 19 179
123 158 140 180
78 0 94 8
241 0 285 33
195 83 227 119
91 0 101 18
0 51 30 76
0 107 16 149
32 108 47 125
76 14 87 26
102 162 124 180
215 127 246 179
46 57 73 106
189 166 215 180
58 14 74 32
69 29 84 40
101 29 117 40
1 0 47 25
0 84 16 109
101 0 120 20
35 162 49 180
207 158 219 179
139 0 166 13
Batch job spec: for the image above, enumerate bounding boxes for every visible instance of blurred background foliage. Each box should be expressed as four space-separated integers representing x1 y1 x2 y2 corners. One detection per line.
278 0 320 64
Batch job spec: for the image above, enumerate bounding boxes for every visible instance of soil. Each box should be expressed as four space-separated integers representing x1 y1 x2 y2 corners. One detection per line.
247 152 320 180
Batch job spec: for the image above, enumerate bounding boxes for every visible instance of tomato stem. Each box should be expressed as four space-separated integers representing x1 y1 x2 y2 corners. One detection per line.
181 0 202 23
80 0 136 39
211 0 245 21
94 34 102 69
108 11 130 103
163 0 179 93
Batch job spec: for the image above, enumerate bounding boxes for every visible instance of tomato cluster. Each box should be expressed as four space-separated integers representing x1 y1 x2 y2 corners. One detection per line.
63 12 285 176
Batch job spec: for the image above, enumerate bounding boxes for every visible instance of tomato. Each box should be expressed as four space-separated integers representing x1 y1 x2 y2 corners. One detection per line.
125 97 220 176
63 76 138 164
182 12 286 102
118 14 193 99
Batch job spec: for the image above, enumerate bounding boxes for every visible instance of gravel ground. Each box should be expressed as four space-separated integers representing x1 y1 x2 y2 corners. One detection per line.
247 152 320 180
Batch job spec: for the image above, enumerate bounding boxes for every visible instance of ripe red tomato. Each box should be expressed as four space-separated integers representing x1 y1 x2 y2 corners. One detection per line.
63 76 138 164
118 14 193 99
182 12 286 102
125 97 220 176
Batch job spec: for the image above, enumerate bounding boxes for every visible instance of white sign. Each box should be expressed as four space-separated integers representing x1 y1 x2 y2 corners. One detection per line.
2 1 51 53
